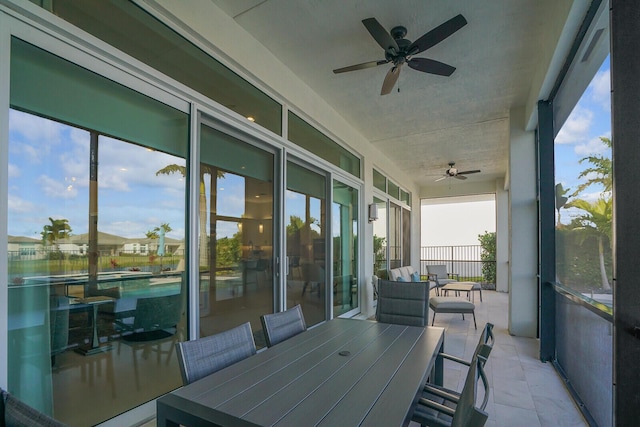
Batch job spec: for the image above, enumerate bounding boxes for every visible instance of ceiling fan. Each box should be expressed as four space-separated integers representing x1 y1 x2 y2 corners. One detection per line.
435 162 481 182
333 14 467 95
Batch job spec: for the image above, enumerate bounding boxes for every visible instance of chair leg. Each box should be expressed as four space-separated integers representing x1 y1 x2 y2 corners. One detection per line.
480 289 483 302
472 312 477 329
462 313 465 320
431 312 436 326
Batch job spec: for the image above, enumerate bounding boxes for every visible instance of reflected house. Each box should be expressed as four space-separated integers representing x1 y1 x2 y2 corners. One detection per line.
52 231 184 257
8 235 43 260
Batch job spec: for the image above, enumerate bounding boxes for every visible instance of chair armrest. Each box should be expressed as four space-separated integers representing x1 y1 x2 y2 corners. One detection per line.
438 351 471 366
423 384 461 403
418 397 456 417
448 273 460 281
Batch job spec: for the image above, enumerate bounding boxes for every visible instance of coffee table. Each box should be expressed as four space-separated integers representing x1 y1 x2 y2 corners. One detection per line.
441 282 475 301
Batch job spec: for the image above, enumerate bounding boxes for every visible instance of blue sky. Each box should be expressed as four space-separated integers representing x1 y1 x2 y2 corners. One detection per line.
555 56 611 216
8 109 186 240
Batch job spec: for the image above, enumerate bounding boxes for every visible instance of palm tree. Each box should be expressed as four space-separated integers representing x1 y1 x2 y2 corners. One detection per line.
573 136 612 196
567 136 613 290
146 223 172 240
156 164 224 269
41 217 72 251
567 198 612 290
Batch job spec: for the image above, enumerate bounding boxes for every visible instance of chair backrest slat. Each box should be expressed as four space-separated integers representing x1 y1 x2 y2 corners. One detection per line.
1 388 68 427
451 353 489 427
175 322 256 385
260 305 307 347
375 279 429 327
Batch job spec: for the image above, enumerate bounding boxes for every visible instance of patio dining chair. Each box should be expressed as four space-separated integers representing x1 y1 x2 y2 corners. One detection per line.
375 279 429 327
411 350 490 427
260 304 307 347
1 388 68 427
422 323 494 403
175 322 256 385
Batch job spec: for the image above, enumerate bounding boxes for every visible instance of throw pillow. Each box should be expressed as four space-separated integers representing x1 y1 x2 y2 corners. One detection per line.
396 276 406 282
411 271 421 282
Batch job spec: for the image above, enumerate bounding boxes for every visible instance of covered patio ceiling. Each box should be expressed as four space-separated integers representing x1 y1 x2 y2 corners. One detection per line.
210 0 577 190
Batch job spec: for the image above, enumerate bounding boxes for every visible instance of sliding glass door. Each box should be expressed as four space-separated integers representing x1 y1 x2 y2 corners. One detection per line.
285 161 327 326
332 180 359 316
198 123 276 346
7 37 188 425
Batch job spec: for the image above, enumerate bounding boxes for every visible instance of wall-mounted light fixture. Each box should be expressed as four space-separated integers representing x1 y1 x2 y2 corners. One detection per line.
258 223 264 234
368 203 378 222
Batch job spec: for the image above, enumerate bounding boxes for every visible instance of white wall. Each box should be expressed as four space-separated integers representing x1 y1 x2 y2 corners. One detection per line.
495 178 509 293
508 108 538 338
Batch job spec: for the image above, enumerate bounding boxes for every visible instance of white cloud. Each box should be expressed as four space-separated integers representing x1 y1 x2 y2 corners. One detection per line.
575 134 610 157
8 110 67 163
555 107 593 145
8 194 36 214
8 164 20 178
590 69 611 112
37 175 78 199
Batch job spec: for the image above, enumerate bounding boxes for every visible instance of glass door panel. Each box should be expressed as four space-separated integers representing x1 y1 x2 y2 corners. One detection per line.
373 197 388 280
389 203 402 269
8 38 188 425
332 180 359 316
199 124 274 347
285 161 326 326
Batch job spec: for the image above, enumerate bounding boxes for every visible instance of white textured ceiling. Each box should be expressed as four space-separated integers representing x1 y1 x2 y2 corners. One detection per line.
211 0 555 190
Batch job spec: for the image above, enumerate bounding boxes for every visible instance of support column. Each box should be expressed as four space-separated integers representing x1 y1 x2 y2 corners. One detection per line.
508 108 538 337
611 1 640 424
538 100 556 361
495 179 509 293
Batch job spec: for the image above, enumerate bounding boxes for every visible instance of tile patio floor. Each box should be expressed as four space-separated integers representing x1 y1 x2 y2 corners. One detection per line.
409 289 587 427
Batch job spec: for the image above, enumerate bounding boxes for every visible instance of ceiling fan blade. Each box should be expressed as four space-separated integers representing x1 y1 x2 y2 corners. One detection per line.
458 169 481 175
434 175 447 182
362 18 399 55
333 60 388 74
381 66 401 95
453 174 468 180
408 14 467 55
408 58 456 76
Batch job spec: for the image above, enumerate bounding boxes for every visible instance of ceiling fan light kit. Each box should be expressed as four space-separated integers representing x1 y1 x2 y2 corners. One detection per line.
435 161 481 182
333 14 467 95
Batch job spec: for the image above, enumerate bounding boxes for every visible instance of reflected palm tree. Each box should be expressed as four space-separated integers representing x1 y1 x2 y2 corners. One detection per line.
156 165 224 269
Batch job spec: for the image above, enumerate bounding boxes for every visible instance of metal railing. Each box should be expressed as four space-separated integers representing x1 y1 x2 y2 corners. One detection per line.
420 245 495 285
7 249 183 282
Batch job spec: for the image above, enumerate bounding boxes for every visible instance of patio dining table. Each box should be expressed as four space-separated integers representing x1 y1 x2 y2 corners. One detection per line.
156 318 444 427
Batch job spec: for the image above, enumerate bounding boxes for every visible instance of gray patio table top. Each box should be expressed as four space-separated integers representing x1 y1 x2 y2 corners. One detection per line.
157 318 445 427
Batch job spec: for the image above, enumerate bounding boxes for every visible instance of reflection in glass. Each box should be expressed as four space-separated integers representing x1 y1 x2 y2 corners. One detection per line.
199 125 274 344
7 110 187 426
46 0 282 135
389 203 402 269
402 207 411 267
332 181 358 316
288 112 360 178
373 197 388 279
286 162 327 326
554 56 612 307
